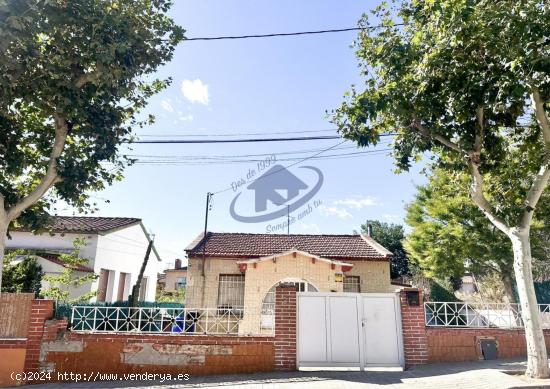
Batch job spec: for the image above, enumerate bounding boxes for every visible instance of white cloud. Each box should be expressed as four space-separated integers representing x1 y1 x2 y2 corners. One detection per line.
160 99 174 112
319 205 353 220
181 79 209 105
333 196 380 209
299 223 320 233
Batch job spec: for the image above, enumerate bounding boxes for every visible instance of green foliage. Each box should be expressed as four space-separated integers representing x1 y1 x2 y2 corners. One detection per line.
156 288 185 303
1 250 43 296
361 220 409 278
332 0 549 226
0 0 184 225
404 168 515 279
429 279 460 302
41 238 98 303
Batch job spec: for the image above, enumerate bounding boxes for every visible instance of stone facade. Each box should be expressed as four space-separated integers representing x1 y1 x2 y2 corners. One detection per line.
186 250 394 332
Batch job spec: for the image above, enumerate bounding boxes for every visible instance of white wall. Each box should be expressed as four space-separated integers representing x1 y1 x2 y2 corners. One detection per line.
7 231 99 264
7 224 160 302
93 224 159 302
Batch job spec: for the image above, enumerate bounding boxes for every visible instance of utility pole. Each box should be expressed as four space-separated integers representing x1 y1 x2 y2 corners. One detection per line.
200 192 213 306
129 233 155 307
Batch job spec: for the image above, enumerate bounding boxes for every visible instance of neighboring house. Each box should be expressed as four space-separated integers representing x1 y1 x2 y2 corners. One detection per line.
163 258 188 292
184 232 395 332
6 216 161 302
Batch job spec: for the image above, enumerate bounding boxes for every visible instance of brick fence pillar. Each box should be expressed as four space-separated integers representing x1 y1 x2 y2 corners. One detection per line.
399 288 428 368
23 300 54 373
274 284 297 371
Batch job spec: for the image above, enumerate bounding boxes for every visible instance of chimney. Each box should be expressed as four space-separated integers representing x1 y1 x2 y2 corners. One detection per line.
175 258 182 269
367 223 373 237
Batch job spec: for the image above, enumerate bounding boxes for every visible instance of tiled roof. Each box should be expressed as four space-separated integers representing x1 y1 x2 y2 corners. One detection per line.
186 232 392 260
15 216 141 233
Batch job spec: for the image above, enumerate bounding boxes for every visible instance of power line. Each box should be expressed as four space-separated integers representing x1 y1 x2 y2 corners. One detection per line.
131 149 391 165
132 135 340 144
131 133 396 144
184 24 406 42
212 140 347 194
137 129 339 137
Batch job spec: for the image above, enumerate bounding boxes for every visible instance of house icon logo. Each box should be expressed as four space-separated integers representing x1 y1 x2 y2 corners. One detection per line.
247 165 308 212
230 164 323 223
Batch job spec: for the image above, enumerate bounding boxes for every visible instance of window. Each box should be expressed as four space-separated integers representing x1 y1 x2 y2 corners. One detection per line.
175 277 187 289
343 276 360 293
217 274 245 309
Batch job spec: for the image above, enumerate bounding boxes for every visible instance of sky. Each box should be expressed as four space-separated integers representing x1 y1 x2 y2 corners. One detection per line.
61 0 426 270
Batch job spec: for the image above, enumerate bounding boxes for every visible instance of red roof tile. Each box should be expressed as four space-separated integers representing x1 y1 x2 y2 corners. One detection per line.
186 232 392 260
15 216 141 233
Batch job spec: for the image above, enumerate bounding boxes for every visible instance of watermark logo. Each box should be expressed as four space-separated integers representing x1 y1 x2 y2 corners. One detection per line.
229 162 323 223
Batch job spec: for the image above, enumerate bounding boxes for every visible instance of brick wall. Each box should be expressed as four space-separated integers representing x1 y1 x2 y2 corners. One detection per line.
399 288 428 368
399 288 550 367
427 328 550 363
273 284 297 371
24 300 55 373
16 286 297 383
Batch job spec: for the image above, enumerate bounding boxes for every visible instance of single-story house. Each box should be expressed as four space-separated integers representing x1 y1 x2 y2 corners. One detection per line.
184 232 395 333
163 258 188 292
7 216 161 302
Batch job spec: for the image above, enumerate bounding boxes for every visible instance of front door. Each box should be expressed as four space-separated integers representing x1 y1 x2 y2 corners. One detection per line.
362 294 403 367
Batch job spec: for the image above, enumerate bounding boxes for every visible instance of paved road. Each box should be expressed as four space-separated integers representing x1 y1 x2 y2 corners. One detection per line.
23 359 550 389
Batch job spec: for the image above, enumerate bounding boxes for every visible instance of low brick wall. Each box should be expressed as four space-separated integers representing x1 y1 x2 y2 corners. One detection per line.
41 332 275 377
427 328 550 363
0 339 27 387
399 288 550 367
14 285 298 384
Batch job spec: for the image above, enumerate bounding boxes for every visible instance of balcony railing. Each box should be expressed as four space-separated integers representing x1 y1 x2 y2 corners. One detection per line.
70 306 270 335
424 302 550 328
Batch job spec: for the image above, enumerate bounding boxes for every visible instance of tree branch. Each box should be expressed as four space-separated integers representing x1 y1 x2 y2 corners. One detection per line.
531 86 550 148
75 72 100 88
517 86 550 228
520 155 550 229
468 159 511 235
411 117 466 154
6 113 69 221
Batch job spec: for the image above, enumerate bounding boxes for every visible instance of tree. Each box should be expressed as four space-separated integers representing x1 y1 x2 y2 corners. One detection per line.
0 1 184 292
333 1 550 377
361 220 409 278
129 238 154 306
41 238 98 303
1 251 43 296
405 168 549 303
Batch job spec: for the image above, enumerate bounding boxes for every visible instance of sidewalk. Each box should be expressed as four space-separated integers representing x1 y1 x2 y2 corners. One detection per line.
23 359 550 389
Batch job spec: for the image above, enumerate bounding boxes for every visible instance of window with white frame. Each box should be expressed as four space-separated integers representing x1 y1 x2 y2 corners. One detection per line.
217 274 245 309
343 276 360 293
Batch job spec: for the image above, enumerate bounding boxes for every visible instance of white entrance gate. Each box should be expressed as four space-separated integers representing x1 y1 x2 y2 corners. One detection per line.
297 292 404 369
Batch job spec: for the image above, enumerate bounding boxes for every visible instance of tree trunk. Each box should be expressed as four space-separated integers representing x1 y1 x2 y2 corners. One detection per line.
0 222 6 294
510 229 549 378
501 273 517 304
129 239 153 307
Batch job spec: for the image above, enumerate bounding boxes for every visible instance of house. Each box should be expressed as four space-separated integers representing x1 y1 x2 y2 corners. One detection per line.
163 258 188 292
7 216 161 302
247 165 308 212
184 232 394 333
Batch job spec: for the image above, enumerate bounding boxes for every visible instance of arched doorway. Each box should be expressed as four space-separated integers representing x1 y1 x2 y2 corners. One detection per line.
261 279 318 329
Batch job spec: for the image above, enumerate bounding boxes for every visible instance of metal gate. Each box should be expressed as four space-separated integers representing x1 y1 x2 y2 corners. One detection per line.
297 292 404 369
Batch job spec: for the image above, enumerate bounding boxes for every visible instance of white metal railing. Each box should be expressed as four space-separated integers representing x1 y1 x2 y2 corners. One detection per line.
70 306 271 335
424 302 550 328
